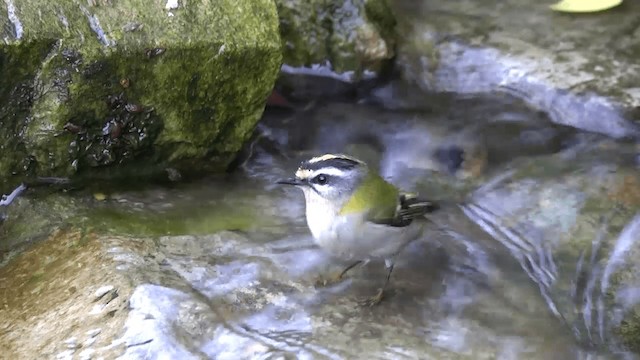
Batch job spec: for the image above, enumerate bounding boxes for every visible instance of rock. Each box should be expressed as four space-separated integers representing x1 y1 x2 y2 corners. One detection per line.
389 0 640 139
275 0 395 77
0 0 282 192
0 229 132 359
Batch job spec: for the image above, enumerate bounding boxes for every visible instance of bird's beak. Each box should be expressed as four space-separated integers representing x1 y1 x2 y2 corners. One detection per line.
276 177 306 186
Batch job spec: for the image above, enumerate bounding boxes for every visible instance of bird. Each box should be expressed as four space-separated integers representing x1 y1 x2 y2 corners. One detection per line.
276 153 438 306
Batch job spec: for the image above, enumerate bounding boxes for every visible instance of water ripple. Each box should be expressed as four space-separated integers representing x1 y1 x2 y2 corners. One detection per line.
598 212 640 343
461 203 564 320
4 0 23 40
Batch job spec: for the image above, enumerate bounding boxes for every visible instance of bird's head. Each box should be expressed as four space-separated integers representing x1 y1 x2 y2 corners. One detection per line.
277 154 369 207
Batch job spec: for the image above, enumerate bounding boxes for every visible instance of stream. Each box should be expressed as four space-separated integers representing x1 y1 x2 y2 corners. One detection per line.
1 86 639 359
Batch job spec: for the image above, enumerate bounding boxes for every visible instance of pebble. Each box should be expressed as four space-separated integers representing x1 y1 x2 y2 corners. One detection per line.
94 285 114 300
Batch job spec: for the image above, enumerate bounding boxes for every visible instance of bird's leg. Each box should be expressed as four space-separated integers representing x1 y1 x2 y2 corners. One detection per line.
359 259 395 307
315 260 363 287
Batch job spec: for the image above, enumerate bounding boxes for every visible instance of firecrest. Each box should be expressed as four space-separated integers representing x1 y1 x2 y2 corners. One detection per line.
277 154 438 306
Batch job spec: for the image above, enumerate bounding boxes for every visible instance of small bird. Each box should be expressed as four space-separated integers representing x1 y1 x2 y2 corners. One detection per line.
277 154 438 305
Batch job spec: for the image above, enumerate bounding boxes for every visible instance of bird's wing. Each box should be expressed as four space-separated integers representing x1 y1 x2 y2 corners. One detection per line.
367 192 439 227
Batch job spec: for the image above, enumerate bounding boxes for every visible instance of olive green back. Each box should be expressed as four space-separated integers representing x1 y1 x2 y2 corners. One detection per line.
339 172 399 222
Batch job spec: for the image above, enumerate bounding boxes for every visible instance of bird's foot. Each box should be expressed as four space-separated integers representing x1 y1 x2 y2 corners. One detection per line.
358 288 385 307
314 273 346 288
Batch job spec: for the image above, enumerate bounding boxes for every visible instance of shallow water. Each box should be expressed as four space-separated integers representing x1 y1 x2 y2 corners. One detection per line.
2 91 639 359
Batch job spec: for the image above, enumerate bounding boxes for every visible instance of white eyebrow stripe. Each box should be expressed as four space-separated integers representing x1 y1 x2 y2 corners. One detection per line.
310 167 348 178
295 166 352 180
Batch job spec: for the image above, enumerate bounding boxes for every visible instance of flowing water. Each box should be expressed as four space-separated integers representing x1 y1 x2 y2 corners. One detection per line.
1 86 639 359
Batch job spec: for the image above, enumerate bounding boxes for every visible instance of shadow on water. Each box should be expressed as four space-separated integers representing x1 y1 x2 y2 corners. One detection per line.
2 85 640 359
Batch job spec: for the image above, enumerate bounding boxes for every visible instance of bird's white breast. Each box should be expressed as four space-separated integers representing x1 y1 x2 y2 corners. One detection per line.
302 190 425 261
303 191 340 241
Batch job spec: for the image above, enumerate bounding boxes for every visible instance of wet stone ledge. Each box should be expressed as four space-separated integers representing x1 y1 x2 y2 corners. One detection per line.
389 0 640 140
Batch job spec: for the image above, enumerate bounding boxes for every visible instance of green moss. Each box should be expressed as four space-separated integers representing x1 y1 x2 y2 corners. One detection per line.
275 0 395 73
0 0 282 191
276 1 329 68
0 40 58 189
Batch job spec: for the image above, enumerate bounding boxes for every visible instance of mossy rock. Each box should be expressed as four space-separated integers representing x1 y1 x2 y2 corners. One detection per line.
275 0 396 76
0 0 282 192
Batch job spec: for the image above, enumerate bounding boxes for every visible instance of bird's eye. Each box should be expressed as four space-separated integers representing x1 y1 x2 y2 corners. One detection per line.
314 174 327 185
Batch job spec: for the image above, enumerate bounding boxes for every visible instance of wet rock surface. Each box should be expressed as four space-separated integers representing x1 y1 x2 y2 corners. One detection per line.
389 0 640 139
0 191 80 264
0 229 132 359
1 96 639 358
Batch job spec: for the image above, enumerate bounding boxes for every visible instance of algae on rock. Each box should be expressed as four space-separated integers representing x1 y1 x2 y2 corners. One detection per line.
0 0 282 192
275 0 396 76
